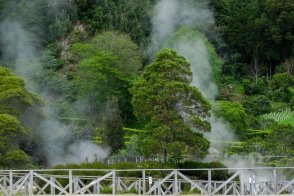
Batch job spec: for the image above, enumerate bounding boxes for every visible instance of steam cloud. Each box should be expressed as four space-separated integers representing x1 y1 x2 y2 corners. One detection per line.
152 0 258 168
152 0 214 52
0 0 109 166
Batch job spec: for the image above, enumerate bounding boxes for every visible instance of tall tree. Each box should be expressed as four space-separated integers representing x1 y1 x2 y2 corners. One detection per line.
70 31 141 121
213 0 294 79
101 97 124 154
90 31 143 77
131 49 211 162
0 66 39 168
91 0 155 45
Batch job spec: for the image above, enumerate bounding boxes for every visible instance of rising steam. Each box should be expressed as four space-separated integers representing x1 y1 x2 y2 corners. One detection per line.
152 0 214 51
151 0 257 168
0 0 109 166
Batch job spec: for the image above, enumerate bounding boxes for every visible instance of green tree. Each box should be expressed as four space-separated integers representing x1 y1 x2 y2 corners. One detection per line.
242 77 268 95
231 125 294 159
91 31 142 77
215 101 248 138
269 73 294 102
0 114 22 150
0 66 39 112
91 0 154 45
213 0 294 78
131 49 211 162
73 0 96 22
71 31 142 77
3 149 31 168
47 0 77 41
70 32 141 121
73 52 129 117
0 66 39 168
266 125 294 157
164 27 222 87
242 95 271 116
101 97 124 154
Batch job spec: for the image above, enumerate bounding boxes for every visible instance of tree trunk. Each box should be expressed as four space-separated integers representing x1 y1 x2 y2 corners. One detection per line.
163 147 167 163
251 53 259 83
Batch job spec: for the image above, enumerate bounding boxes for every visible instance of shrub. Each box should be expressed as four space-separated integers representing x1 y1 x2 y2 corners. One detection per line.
270 73 294 102
177 161 230 180
243 95 271 116
112 162 174 178
242 78 268 95
215 101 248 137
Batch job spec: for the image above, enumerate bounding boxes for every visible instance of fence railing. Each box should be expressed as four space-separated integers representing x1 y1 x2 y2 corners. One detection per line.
1 167 294 195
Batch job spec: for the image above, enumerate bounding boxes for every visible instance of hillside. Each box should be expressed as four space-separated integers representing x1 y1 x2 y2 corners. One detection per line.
0 0 293 169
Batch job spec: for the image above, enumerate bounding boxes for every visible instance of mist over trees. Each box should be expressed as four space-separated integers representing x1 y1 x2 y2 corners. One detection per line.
0 0 293 168
131 49 211 162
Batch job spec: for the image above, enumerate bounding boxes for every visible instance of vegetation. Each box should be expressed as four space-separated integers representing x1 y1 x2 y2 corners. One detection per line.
0 67 40 168
0 0 293 168
131 49 211 162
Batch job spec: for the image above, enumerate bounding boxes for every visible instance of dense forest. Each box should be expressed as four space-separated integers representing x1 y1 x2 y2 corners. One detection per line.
0 0 293 169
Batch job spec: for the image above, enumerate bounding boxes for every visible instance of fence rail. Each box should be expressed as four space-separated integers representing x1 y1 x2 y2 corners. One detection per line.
1 167 294 195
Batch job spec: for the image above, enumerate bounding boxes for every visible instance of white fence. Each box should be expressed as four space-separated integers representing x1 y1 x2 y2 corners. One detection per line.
1 167 294 195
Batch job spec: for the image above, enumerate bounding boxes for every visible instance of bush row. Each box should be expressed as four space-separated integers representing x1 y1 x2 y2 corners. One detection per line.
52 161 229 180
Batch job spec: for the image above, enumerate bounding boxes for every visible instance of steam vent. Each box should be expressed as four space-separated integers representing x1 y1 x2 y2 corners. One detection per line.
0 0 293 195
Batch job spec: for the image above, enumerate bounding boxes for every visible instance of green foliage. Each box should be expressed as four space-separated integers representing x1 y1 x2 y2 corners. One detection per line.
270 101 289 112
101 97 124 154
70 32 143 120
3 149 31 168
177 161 229 180
47 0 77 41
58 31 143 140
269 73 294 102
229 137 267 155
71 31 142 77
73 0 96 22
40 49 62 70
90 31 143 77
54 161 230 180
278 58 294 75
53 162 109 177
261 108 294 126
215 101 248 137
0 66 41 112
218 76 245 101
266 125 294 157
73 51 131 116
111 162 174 177
290 97 294 110
0 67 39 106
131 49 211 162
243 95 271 116
231 125 294 160
53 161 174 178
218 84 244 102
122 134 139 156
164 27 223 86
0 66 39 168
0 0 4 11
214 0 294 76
0 0 47 42
91 0 154 45
1 0 294 168
242 78 268 95
0 114 22 147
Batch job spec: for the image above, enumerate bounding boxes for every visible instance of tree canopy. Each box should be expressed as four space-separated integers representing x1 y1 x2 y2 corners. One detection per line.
213 0 294 78
0 66 39 168
0 0 294 168
131 49 211 162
